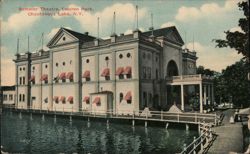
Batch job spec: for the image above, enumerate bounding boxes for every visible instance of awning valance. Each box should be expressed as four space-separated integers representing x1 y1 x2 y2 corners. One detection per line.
40 74 48 81
115 67 124 75
101 68 110 77
53 96 59 101
123 66 132 75
66 72 73 80
83 96 90 102
29 75 35 81
93 97 100 104
67 96 73 102
82 70 90 78
124 91 132 101
60 96 66 101
59 72 66 80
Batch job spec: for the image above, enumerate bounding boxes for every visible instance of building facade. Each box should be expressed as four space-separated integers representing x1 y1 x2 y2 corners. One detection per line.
1 86 16 106
14 26 200 113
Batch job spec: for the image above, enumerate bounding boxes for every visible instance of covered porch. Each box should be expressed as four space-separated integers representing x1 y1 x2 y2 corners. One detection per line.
166 74 214 113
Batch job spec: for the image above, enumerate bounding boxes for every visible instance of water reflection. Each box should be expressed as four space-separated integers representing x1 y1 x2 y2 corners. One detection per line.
1 111 198 154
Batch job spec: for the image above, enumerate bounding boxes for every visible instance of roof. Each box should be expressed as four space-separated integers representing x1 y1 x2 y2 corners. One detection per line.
47 27 96 47
62 28 96 42
1 86 15 91
143 26 184 45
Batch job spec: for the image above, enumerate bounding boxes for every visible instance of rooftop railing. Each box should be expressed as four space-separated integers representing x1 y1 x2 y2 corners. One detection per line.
166 74 214 81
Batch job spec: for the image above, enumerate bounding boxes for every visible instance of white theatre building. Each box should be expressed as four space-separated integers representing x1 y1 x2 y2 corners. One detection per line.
14 26 214 113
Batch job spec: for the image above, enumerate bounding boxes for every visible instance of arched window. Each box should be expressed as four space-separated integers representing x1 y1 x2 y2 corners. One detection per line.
119 93 123 102
22 94 25 102
167 60 178 77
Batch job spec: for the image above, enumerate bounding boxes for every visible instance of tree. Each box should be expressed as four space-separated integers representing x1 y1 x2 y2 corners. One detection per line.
214 59 250 107
196 66 217 76
214 1 249 59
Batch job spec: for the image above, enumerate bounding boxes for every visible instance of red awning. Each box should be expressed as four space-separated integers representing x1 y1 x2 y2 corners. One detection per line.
83 96 90 102
59 72 66 80
29 75 35 81
53 96 59 101
124 91 132 101
101 68 110 77
40 74 48 81
82 70 90 78
60 96 66 101
67 96 73 102
66 72 73 80
93 97 100 104
123 66 132 75
115 67 124 75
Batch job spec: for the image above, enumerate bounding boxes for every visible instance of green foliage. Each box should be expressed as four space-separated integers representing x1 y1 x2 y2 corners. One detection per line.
213 1 249 58
214 59 250 107
196 66 216 76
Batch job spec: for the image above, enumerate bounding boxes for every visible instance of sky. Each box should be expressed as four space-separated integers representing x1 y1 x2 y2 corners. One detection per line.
0 0 245 86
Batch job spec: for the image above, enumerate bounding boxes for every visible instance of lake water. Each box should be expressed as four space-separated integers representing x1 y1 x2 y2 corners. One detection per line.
1 111 198 154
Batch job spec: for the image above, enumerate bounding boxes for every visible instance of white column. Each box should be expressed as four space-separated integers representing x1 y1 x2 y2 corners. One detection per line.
181 84 184 111
211 84 214 105
203 85 207 105
199 83 203 113
208 85 211 105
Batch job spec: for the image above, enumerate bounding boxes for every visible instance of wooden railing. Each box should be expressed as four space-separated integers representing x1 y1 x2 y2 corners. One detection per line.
179 122 215 154
3 106 218 125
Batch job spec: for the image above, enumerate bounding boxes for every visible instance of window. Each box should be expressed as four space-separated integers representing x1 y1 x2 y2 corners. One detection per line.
149 93 152 105
123 66 132 79
32 97 36 101
23 67 25 71
127 53 131 58
156 69 158 79
54 75 59 83
56 63 58 67
147 53 151 60
66 72 73 82
9 94 13 101
23 77 25 85
105 56 109 61
3 94 7 101
32 66 35 70
53 96 59 104
19 68 22 71
119 93 123 102
143 67 146 79
68 96 73 104
82 70 91 81
125 91 132 104
22 94 25 102
63 37 66 41
143 92 147 107
119 54 123 59
19 77 22 85
62 62 65 66
155 56 158 62
116 67 124 79
19 94 22 102
101 68 110 81
45 65 48 68
86 59 89 63
147 67 151 79
60 96 66 104
44 97 48 103
143 52 146 59
83 96 90 104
